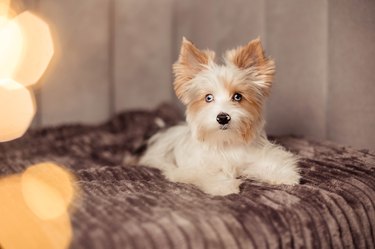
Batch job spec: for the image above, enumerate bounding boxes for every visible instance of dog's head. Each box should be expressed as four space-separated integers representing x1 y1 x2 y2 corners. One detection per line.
173 37 275 146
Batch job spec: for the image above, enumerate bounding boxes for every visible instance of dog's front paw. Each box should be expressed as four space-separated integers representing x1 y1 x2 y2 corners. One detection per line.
163 168 242 196
242 160 301 186
266 168 300 185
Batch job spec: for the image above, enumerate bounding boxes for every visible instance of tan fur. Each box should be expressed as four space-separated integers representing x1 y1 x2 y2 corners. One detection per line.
187 96 210 142
173 37 215 104
188 97 206 119
238 97 262 142
222 79 263 142
239 117 253 142
225 38 275 96
228 38 265 68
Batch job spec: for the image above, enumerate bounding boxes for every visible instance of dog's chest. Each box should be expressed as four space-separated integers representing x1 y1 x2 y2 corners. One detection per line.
175 143 248 174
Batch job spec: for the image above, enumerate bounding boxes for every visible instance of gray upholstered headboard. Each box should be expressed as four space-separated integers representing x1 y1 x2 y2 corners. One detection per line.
15 0 375 151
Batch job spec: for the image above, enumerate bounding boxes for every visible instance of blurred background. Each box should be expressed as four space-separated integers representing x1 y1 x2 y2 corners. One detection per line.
14 0 375 150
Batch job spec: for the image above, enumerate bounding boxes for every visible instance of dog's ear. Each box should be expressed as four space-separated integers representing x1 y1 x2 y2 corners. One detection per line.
225 38 275 95
173 37 215 104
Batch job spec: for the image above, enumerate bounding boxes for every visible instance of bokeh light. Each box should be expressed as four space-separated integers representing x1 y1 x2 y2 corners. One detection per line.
0 2 68 248
0 13 23 81
0 162 76 249
22 162 76 220
0 0 10 25
0 1 55 144
11 11 54 86
0 79 36 142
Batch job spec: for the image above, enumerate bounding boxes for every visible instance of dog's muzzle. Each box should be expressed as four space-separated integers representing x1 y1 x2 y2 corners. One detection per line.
216 112 231 125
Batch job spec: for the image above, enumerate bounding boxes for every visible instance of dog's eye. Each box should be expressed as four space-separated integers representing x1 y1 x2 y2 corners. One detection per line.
233 93 242 102
205 94 214 103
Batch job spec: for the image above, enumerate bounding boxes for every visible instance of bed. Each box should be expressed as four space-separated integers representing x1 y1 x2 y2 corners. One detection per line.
1 104 374 249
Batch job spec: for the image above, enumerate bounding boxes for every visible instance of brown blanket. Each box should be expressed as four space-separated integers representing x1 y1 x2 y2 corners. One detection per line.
0 104 374 249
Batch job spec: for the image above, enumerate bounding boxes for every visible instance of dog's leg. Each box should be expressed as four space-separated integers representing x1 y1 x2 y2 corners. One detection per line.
164 167 242 196
241 143 300 185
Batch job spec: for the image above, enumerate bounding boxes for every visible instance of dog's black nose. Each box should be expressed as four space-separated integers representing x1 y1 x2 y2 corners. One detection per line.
216 112 231 125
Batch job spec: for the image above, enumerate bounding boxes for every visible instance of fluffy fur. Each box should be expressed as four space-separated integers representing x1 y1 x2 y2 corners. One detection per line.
140 37 300 196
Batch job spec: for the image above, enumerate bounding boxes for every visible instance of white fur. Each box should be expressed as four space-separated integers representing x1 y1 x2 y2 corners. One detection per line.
139 41 300 196
140 124 300 196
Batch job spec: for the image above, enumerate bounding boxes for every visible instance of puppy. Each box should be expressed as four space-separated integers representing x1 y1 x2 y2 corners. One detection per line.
140 37 300 196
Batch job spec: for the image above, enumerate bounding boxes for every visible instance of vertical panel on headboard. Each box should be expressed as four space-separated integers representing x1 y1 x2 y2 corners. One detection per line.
328 0 375 151
213 0 266 55
173 0 219 53
36 0 111 125
265 0 328 140
113 0 174 112
173 0 265 61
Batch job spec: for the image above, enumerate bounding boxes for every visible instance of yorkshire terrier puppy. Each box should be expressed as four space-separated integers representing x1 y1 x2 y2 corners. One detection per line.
140 37 300 196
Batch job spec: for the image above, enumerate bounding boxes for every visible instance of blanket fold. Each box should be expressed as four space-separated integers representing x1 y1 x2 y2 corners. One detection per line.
0 104 374 249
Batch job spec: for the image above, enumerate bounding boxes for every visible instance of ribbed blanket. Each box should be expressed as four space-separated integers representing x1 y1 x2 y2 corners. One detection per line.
0 104 374 249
